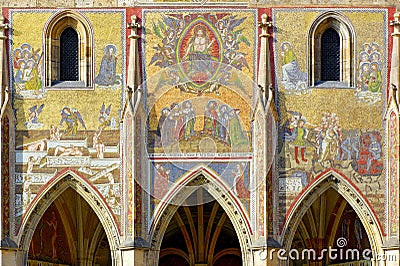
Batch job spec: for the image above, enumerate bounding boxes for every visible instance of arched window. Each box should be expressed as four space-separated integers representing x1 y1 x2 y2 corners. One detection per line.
44 10 93 88
321 28 340 81
60 27 79 81
308 12 356 87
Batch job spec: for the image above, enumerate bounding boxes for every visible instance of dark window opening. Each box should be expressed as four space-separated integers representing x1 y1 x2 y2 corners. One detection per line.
60 27 79 81
321 28 340 81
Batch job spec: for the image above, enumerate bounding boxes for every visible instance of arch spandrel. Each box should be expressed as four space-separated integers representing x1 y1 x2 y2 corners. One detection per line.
280 169 384 258
148 166 253 266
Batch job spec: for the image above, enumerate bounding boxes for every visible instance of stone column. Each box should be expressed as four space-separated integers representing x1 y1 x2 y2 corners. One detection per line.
127 15 141 95
257 14 273 102
119 15 149 266
119 237 149 266
251 237 281 266
384 13 400 260
251 14 280 266
0 14 8 107
126 14 141 236
390 12 400 101
0 14 18 266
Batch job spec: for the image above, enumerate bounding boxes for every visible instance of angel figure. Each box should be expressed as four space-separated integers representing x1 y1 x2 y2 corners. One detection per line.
99 103 112 129
24 103 45 129
149 14 186 68
59 106 87 136
28 103 44 124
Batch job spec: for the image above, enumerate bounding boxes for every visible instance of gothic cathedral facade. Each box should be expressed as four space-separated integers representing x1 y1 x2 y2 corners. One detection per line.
0 0 399 265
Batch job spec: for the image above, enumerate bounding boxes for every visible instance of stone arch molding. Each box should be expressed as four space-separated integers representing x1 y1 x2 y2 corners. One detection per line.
43 9 94 87
17 169 121 264
308 11 356 87
149 166 253 266
280 169 384 261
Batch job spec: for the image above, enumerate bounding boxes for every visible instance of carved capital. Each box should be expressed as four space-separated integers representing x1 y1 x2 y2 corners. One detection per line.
128 15 141 39
390 17 400 27
258 14 273 28
0 16 9 40
258 14 272 38
0 22 8 31
390 14 400 37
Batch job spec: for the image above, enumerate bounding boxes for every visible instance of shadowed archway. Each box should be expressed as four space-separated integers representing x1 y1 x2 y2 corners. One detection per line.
27 188 111 265
280 170 384 265
149 167 252 266
159 188 242 266
17 169 121 265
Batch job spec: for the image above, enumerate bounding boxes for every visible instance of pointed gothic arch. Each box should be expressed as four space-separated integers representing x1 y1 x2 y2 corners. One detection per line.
280 169 384 261
17 168 121 264
149 166 253 266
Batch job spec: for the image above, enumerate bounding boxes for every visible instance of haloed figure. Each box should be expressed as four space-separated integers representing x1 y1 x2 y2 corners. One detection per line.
95 44 118 86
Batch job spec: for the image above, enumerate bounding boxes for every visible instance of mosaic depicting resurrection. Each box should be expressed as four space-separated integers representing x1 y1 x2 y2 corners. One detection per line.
9 10 126 231
149 98 251 153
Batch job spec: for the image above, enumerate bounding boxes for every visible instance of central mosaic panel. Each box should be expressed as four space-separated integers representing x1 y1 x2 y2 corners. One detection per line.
143 9 257 155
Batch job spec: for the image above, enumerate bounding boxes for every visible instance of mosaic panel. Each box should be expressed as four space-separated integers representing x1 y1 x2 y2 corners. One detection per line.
355 42 384 104
272 8 388 230
9 9 126 232
148 93 252 154
149 160 251 216
143 9 257 155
